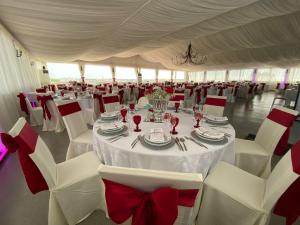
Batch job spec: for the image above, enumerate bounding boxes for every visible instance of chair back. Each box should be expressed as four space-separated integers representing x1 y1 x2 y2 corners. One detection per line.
255 106 298 155
203 95 226 117
8 117 57 190
102 95 120 112
263 142 300 211
137 97 149 108
57 101 88 140
98 164 203 225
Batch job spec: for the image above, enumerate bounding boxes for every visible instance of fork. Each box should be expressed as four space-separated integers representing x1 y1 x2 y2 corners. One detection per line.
184 136 208 149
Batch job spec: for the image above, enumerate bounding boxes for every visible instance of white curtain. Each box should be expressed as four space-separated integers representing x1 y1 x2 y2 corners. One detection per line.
188 71 205 82
228 69 253 81
206 70 226 82
256 68 286 83
0 26 40 131
288 68 300 83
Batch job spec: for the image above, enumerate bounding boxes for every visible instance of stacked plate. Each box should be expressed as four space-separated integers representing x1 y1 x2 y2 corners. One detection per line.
144 128 172 147
194 127 225 142
100 111 119 120
205 115 228 125
99 122 124 134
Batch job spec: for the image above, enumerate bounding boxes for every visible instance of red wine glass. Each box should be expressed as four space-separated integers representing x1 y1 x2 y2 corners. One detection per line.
175 102 180 113
120 108 128 122
194 111 203 128
170 116 179 135
129 102 135 113
133 114 142 132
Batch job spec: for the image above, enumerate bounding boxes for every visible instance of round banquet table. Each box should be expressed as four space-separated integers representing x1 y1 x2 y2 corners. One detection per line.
93 109 235 177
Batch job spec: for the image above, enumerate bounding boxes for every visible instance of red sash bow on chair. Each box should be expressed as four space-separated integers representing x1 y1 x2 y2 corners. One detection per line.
267 108 297 156
218 86 225 96
37 95 53 120
0 123 48 194
118 90 124 104
195 89 201 104
103 179 199 225
274 141 300 225
57 101 82 116
36 88 46 93
17 93 29 115
93 94 105 113
205 97 226 107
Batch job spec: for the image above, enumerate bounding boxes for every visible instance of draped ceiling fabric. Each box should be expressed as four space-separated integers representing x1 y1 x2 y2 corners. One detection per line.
1 0 300 71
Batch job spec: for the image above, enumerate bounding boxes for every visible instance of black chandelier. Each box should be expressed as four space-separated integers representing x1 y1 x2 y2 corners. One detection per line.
172 42 207 66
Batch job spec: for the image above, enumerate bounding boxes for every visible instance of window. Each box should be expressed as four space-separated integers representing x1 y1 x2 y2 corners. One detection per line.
140 68 156 82
158 70 171 81
188 71 205 82
206 70 226 82
228 69 253 81
256 68 285 83
47 63 81 83
84 64 112 84
115 66 136 82
174 71 185 82
288 68 300 83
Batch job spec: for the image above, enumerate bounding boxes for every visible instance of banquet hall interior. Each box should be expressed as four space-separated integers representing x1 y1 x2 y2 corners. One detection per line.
1 1 300 225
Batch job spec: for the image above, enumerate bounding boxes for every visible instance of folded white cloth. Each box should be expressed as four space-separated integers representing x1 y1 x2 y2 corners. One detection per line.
101 111 118 118
205 115 228 122
149 128 165 143
100 122 123 131
195 127 224 140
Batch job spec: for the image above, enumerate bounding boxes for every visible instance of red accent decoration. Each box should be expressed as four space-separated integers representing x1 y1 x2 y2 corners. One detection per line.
58 101 81 116
118 90 124 104
103 179 199 225
202 86 209 97
93 94 105 113
267 108 297 155
165 86 174 94
274 141 300 225
195 89 201 104
170 95 184 101
36 88 47 93
185 85 194 96
0 123 48 194
37 95 53 120
17 93 29 115
103 95 119 104
205 97 226 107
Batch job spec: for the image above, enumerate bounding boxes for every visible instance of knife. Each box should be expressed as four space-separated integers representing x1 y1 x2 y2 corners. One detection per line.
175 137 183 151
184 136 208 149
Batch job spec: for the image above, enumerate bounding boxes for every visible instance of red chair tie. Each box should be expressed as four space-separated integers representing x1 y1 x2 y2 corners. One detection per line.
274 141 300 225
17 93 29 115
205 97 226 107
103 179 199 225
57 101 82 116
37 95 53 120
0 124 48 194
118 90 124 104
195 89 201 104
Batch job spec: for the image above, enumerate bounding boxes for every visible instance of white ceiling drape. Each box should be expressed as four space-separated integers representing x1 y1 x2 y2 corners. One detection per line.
1 0 300 70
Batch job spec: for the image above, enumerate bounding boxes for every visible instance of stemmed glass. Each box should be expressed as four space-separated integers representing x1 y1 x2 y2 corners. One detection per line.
120 108 128 123
175 102 180 113
129 102 135 114
194 111 203 128
133 114 142 132
163 112 171 132
170 116 179 135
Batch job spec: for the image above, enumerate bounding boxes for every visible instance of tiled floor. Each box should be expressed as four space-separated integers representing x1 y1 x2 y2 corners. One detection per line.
0 92 299 225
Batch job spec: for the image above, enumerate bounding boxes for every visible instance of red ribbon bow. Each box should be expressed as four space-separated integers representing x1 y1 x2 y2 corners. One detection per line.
0 123 48 194
118 90 124 104
195 89 201 104
17 93 29 115
93 94 105 113
37 95 53 120
103 179 199 225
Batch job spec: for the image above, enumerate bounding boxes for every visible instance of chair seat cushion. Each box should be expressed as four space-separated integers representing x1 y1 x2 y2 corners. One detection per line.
73 129 93 144
205 161 265 210
234 138 268 156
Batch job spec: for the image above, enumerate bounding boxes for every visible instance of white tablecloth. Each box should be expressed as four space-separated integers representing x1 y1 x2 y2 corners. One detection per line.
93 109 235 177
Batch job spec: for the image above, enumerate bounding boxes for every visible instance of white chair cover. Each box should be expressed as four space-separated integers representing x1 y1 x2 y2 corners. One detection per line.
102 95 120 113
203 95 227 117
25 97 43 126
98 164 203 225
137 96 149 108
197 147 299 225
235 106 299 177
58 102 94 159
7 118 104 225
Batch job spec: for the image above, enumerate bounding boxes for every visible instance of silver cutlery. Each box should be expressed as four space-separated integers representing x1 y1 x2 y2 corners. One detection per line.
175 137 184 151
110 133 129 143
131 135 141 149
179 137 188 151
184 136 208 149
107 132 129 141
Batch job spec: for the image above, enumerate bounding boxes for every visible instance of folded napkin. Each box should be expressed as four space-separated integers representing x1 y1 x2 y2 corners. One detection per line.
205 115 228 122
195 127 224 140
149 128 165 143
100 122 123 131
101 112 117 118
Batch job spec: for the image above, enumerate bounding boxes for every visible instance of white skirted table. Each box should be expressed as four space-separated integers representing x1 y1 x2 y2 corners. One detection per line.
93 109 235 177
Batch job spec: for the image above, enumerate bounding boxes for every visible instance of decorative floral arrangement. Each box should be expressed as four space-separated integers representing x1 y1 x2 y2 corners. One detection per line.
146 89 170 100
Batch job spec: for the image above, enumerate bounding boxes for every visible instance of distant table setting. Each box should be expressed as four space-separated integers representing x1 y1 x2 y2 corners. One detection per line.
93 104 235 177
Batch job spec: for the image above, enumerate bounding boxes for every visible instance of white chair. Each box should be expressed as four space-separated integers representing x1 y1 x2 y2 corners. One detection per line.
57 101 94 160
5 117 104 225
235 106 298 178
203 95 226 117
25 97 43 126
137 96 149 109
98 164 203 225
207 86 217 96
102 94 120 113
37 94 65 132
197 143 300 225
